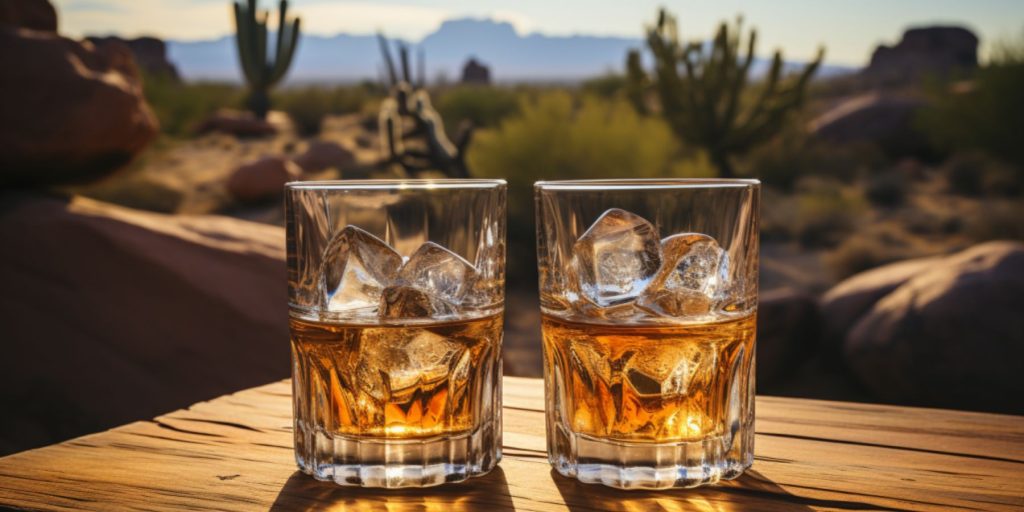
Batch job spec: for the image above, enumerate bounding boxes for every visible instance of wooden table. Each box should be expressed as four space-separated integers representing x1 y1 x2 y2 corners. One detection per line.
1 377 1021 511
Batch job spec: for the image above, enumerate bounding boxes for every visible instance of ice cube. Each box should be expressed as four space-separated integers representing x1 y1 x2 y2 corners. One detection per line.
568 340 613 391
355 328 465 401
397 242 477 303
573 209 662 308
637 233 729 317
379 286 457 319
624 343 712 398
319 225 403 314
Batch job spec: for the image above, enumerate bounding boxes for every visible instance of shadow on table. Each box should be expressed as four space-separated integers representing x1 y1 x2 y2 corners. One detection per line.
551 469 818 512
269 467 514 511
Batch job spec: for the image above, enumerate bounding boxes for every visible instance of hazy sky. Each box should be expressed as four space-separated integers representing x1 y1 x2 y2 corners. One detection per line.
54 0 1023 66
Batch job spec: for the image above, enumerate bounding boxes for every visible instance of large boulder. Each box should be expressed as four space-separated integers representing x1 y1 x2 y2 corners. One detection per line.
195 110 277 138
227 156 301 203
0 194 288 455
0 0 56 32
808 92 930 157
86 36 180 80
838 242 1024 413
863 26 978 87
0 7 158 187
819 256 939 358
293 140 356 174
756 289 820 389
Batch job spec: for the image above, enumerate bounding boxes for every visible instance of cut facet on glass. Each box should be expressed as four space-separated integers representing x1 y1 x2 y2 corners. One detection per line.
573 208 662 308
535 179 759 490
319 225 403 315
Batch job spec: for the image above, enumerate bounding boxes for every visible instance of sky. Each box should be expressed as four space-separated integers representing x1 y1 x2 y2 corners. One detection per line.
54 0 1023 66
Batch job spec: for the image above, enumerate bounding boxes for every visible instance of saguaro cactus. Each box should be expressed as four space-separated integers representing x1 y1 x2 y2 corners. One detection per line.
232 0 300 120
377 34 471 178
628 9 824 177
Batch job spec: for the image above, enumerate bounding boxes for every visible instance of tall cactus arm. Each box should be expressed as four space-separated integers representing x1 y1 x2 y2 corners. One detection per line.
416 48 426 88
233 0 257 85
255 11 268 87
399 44 412 84
377 34 398 86
625 50 648 114
270 16 300 84
721 27 757 134
274 0 288 75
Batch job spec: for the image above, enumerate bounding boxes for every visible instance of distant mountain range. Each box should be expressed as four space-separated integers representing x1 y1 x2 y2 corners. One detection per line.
167 18 856 84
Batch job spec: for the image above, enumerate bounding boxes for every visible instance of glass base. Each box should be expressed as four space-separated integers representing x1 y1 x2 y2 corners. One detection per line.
295 419 500 488
549 424 753 490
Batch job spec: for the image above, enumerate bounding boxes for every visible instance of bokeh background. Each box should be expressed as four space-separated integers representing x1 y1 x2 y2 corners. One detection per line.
2 0 1022 455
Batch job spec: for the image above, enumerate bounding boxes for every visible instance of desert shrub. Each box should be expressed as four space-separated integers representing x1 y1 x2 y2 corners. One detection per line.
433 86 520 137
142 73 243 137
824 233 910 280
942 152 1022 197
581 73 627 98
760 188 799 243
919 33 1024 171
864 171 908 207
469 91 679 281
736 116 887 191
792 177 867 248
471 91 678 212
275 85 371 136
963 200 1024 241
823 224 921 280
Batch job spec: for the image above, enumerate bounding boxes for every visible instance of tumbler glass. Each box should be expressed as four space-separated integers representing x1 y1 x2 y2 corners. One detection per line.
286 179 506 488
535 179 759 489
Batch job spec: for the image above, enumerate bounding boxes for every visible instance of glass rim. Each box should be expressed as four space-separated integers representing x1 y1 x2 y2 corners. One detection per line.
535 178 760 191
286 179 506 190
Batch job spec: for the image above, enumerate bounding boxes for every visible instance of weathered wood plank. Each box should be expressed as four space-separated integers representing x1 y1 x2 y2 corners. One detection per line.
0 377 1021 511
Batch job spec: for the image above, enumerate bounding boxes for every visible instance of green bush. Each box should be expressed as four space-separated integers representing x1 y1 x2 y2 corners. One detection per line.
824 231 910 280
274 85 372 136
470 91 678 213
142 74 243 137
468 91 680 281
581 73 628 98
433 86 520 137
919 33 1024 172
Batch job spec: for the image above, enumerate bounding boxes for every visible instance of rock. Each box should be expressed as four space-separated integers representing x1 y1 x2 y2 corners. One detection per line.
461 57 491 85
820 256 938 359
292 141 355 174
863 26 978 87
195 110 277 138
226 156 301 203
0 0 57 32
86 36 179 80
0 194 287 454
842 241 1024 413
756 289 820 389
0 25 158 187
809 92 930 157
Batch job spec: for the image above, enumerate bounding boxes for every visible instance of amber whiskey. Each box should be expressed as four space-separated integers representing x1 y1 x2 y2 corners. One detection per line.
542 313 755 442
291 313 502 441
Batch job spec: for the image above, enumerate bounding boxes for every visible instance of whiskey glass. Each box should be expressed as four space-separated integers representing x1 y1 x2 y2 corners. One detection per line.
535 179 759 489
286 179 506 488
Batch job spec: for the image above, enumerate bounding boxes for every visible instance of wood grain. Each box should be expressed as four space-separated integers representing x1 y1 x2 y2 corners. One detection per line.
1 377 1021 511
